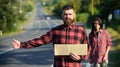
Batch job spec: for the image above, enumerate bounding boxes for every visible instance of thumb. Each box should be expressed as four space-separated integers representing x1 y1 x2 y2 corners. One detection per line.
12 39 20 49
12 39 20 44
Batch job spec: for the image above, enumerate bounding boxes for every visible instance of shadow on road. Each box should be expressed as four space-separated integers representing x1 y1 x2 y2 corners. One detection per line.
0 45 54 65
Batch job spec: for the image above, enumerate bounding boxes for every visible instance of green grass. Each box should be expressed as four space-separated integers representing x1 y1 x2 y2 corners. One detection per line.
106 28 120 67
1 30 23 37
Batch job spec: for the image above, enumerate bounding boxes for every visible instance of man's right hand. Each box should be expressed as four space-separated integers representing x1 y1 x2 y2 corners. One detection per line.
12 39 21 49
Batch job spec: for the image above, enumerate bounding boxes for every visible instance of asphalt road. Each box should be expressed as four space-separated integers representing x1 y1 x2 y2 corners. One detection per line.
0 3 91 67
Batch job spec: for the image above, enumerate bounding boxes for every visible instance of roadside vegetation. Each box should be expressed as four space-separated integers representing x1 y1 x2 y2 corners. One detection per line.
0 0 36 37
106 28 120 67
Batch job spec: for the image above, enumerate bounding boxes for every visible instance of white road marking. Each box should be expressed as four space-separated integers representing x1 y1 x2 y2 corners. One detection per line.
0 48 14 55
51 64 53 67
45 20 51 29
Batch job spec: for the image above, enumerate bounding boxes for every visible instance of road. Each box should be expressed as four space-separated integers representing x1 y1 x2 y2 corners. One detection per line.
0 3 91 67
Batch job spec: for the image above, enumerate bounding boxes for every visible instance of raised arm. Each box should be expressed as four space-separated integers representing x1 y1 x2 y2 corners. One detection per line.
12 30 53 49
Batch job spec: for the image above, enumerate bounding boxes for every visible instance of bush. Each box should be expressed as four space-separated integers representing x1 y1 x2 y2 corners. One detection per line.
0 0 35 33
117 25 120 33
76 13 89 23
52 1 67 17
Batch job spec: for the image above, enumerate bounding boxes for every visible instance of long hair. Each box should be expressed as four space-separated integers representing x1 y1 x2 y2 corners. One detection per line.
91 17 103 34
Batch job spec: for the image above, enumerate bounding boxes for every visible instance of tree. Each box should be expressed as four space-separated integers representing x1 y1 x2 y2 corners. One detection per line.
0 0 35 33
0 0 20 32
98 0 120 21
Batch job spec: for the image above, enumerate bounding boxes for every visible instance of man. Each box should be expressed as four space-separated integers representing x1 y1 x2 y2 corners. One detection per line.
88 17 112 67
12 5 88 67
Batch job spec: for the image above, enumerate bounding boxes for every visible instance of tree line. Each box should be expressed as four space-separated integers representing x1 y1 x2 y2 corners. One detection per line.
0 0 35 33
41 0 120 32
1 0 120 33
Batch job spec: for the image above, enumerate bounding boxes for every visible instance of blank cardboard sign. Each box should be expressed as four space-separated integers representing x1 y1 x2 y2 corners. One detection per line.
54 44 87 56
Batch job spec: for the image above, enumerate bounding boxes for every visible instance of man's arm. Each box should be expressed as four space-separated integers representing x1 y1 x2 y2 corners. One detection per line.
12 30 53 49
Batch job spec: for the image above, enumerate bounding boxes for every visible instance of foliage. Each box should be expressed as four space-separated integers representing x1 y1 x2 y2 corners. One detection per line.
0 0 35 33
98 0 120 21
76 13 89 23
42 0 90 22
86 0 120 29
106 28 120 66
52 1 67 17
0 0 19 32
52 0 81 17
40 0 120 31
104 19 120 33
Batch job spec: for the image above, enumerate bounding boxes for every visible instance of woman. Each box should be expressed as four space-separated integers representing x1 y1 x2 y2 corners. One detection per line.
88 17 112 67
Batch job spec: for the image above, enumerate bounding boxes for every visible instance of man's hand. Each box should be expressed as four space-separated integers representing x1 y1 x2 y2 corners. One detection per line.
69 52 81 61
12 39 21 49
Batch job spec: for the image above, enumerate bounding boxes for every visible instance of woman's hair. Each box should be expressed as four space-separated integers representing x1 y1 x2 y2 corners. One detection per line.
91 17 103 33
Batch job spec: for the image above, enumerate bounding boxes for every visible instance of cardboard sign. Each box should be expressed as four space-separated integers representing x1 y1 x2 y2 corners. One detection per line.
54 44 87 56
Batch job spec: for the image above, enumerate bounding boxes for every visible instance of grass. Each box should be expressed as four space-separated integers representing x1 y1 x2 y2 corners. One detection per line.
1 30 23 37
106 28 120 50
106 28 120 67
0 19 29 38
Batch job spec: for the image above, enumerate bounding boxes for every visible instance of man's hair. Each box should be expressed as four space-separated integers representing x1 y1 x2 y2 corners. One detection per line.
62 5 74 11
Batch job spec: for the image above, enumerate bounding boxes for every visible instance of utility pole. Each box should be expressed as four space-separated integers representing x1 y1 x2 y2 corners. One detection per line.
73 0 77 22
73 0 77 13
91 0 94 15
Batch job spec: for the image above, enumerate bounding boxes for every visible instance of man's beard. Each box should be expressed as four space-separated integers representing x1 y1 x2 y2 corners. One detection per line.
63 18 74 26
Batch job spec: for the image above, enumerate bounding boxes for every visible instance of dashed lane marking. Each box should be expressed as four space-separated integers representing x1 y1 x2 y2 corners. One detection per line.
0 48 14 55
